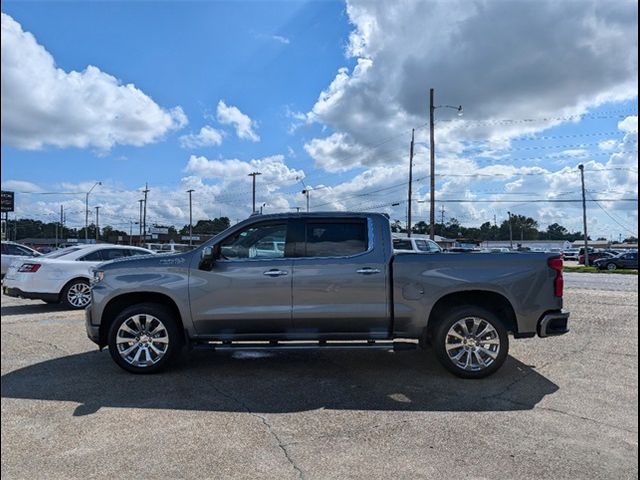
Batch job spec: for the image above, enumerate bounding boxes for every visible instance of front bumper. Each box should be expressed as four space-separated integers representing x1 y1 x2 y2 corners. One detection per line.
2 286 59 303
537 310 570 337
85 306 101 345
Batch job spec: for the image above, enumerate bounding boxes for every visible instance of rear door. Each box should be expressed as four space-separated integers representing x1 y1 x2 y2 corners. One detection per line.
189 220 293 335
290 217 390 337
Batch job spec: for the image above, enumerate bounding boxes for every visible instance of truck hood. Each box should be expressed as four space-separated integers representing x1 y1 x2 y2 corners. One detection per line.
99 252 193 270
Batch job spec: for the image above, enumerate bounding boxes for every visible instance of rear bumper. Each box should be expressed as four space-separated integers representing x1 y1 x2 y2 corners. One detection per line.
2 286 59 303
537 310 570 338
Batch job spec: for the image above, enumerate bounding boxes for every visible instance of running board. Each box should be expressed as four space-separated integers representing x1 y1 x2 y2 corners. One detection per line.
192 340 418 352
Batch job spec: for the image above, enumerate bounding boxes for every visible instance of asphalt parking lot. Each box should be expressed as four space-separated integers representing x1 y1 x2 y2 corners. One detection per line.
1 273 638 479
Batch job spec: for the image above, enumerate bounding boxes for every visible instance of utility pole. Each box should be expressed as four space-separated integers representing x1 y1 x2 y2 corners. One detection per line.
429 88 436 240
579 164 590 266
407 128 415 237
248 172 262 214
142 183 149 246
508 211 513 250
95 206 100 242
138 199 144 246
129 221 134 245
440 205 446 234
187 189 195 247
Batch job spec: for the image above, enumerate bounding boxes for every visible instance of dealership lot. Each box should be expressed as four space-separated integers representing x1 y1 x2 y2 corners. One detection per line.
1 273 637 479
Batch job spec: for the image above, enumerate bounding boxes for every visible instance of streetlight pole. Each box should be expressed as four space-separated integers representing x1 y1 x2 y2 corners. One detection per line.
142 183 149 246
428 88 462 240
407 128 415 237
95 206 100 242
187 189 194 247
85 181 101 242
508 211 513 250
248 172 262 214
138 199 144 246
579 164 590 266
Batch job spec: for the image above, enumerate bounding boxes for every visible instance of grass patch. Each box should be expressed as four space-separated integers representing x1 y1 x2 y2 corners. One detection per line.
564 266 638 275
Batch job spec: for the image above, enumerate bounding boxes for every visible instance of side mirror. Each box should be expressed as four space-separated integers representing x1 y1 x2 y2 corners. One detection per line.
199 244 220 271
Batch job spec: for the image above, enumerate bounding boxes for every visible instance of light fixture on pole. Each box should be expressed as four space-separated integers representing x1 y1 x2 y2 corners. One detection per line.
429 87 462 240
85 181 101 242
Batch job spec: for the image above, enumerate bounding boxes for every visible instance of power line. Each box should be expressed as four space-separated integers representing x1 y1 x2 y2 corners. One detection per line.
586 191 638 236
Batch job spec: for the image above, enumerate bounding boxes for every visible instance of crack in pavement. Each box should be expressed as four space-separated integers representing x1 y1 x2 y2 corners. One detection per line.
498 397 639 437
207 382 304 479
2 330 72 356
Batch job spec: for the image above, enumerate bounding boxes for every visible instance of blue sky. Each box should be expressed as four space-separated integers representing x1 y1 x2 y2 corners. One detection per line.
1 1 638 238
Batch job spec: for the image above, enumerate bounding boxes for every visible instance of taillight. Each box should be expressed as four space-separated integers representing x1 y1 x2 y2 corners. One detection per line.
548 257 563 297
18 263 41 273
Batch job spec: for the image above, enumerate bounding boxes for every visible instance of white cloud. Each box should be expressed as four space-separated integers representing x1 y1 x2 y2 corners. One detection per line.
0 180 43 193
1 13 187 151
271 35 290 45
216 100 260 142
598 139 618 151
303 0 638 172
561 149 589 158
179 126 224 149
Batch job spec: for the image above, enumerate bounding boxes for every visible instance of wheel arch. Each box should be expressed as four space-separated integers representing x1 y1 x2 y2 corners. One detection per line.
425 290 518 340
99 292 186 347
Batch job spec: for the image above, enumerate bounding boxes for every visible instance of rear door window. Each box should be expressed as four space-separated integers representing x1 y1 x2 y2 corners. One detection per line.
78 250 105 261
393 239 412 251
303 220 368 257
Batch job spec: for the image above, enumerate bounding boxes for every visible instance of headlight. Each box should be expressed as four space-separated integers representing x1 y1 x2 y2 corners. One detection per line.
92 270 105 284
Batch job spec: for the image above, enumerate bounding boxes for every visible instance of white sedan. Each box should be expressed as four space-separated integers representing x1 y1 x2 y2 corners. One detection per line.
2 244 154 309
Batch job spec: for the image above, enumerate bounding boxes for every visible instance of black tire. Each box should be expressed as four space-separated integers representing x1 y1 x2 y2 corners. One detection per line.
433 305 509 379
108 303 183 374
606 263 617 271
60 278 92 309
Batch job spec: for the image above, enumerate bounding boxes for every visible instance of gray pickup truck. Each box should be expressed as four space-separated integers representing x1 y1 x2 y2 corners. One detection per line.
86 212 569 378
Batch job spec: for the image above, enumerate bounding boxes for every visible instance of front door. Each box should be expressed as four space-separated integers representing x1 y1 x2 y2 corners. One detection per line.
189 220 293 336
291 217 390 337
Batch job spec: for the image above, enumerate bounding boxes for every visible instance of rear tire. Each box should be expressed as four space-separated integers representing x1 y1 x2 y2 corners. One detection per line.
108 303 183 374
61 279 91 309
433 306 509 379
606 263 617 271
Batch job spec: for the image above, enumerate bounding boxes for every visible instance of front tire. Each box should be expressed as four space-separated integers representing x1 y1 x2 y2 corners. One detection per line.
108 303 183 374
433 306 509 379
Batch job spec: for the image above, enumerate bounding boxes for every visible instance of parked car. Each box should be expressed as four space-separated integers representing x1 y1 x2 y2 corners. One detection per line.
562 249 580 261
86 213 569 378
393 237 442 254
594 251 638 271
1 241 41 279
3 244 154 308
578 250 615 265
145 243 193 254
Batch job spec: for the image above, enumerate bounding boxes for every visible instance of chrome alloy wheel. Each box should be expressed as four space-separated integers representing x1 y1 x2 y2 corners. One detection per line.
116 314 169 367
445 316 500 372
66 282 92 308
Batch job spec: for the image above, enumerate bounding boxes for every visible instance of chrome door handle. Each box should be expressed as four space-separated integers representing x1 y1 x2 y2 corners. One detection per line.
356 268 381 275
263 269 288 277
